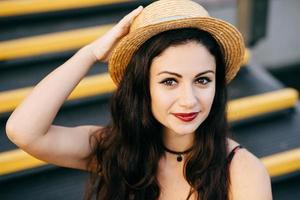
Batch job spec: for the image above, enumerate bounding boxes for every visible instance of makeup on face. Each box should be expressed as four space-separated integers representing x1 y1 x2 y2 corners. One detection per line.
171 112 199 122
157 70 215 88
150 42 216 136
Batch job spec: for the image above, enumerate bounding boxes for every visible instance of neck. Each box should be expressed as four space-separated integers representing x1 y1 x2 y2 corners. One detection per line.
162 128 195 153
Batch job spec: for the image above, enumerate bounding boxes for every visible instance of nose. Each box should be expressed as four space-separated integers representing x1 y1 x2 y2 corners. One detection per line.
178 84 198 109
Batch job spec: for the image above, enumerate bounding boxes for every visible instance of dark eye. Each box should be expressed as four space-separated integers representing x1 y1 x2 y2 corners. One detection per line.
159 78 177 86
195 77 211 85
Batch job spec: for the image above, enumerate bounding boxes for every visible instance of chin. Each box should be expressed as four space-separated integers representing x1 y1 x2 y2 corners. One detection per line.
168 125 199 136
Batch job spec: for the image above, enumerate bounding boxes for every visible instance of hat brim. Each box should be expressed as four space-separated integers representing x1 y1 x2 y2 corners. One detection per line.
108 17 245 85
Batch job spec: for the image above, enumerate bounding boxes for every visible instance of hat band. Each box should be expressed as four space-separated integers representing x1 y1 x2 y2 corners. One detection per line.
152 15 188 24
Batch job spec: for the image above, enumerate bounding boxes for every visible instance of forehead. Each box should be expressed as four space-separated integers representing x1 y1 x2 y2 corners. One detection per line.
150 41 216 75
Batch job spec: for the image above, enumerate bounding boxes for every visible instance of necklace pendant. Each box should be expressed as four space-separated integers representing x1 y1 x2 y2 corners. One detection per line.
162 145 193 162
177 154 183 162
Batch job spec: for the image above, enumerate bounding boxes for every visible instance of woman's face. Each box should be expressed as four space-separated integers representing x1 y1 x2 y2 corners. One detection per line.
150 41 216 136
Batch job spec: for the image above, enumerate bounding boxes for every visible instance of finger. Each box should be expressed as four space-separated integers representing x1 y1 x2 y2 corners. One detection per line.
109 6 143 37
126 5 143 19
118 6 143 25
119 6 142 25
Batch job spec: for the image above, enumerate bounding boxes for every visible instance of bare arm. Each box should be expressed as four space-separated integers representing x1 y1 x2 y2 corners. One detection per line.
5 45 101 171
5 6 143 171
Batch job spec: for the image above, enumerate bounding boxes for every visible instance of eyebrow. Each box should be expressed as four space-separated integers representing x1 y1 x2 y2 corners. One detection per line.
157 70 215 78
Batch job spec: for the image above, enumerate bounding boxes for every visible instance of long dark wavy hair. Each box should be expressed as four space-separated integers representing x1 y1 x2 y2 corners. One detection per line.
84 28 230 200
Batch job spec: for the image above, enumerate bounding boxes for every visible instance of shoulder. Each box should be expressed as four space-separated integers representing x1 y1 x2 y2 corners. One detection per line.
226 138 241 156
227 138 273 200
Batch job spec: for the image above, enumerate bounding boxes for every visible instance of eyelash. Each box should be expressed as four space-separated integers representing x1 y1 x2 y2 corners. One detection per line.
159 77 212 87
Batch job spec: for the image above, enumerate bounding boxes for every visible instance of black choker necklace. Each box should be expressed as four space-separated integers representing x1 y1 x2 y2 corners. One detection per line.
163 145 193 162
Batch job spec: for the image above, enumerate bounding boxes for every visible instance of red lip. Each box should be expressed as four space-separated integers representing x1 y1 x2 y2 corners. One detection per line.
172 112 199 122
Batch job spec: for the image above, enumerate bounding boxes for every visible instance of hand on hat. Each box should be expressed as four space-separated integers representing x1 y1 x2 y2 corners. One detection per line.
87 6 143 62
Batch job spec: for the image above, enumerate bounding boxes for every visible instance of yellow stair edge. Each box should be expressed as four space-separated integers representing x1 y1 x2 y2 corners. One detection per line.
0 24 113 60
262 147 300 177
0 0 132 17
0 73 116 113
0 149 46 175
1 147 300 177
227 88 299 122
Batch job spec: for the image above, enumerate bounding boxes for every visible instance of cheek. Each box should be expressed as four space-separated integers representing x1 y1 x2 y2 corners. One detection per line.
150 86 174 119
199 87 216 111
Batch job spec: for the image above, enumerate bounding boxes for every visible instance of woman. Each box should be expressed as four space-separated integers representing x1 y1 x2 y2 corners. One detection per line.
6 0 272 199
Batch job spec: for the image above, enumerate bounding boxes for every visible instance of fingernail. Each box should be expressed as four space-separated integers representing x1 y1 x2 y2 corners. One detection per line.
137 5 143 10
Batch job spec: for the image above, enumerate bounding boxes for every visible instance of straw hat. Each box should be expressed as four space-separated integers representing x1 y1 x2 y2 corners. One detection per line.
108 0 245 85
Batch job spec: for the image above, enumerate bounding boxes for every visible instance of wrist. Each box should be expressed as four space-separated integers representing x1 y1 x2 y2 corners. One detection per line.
79 45 99 63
